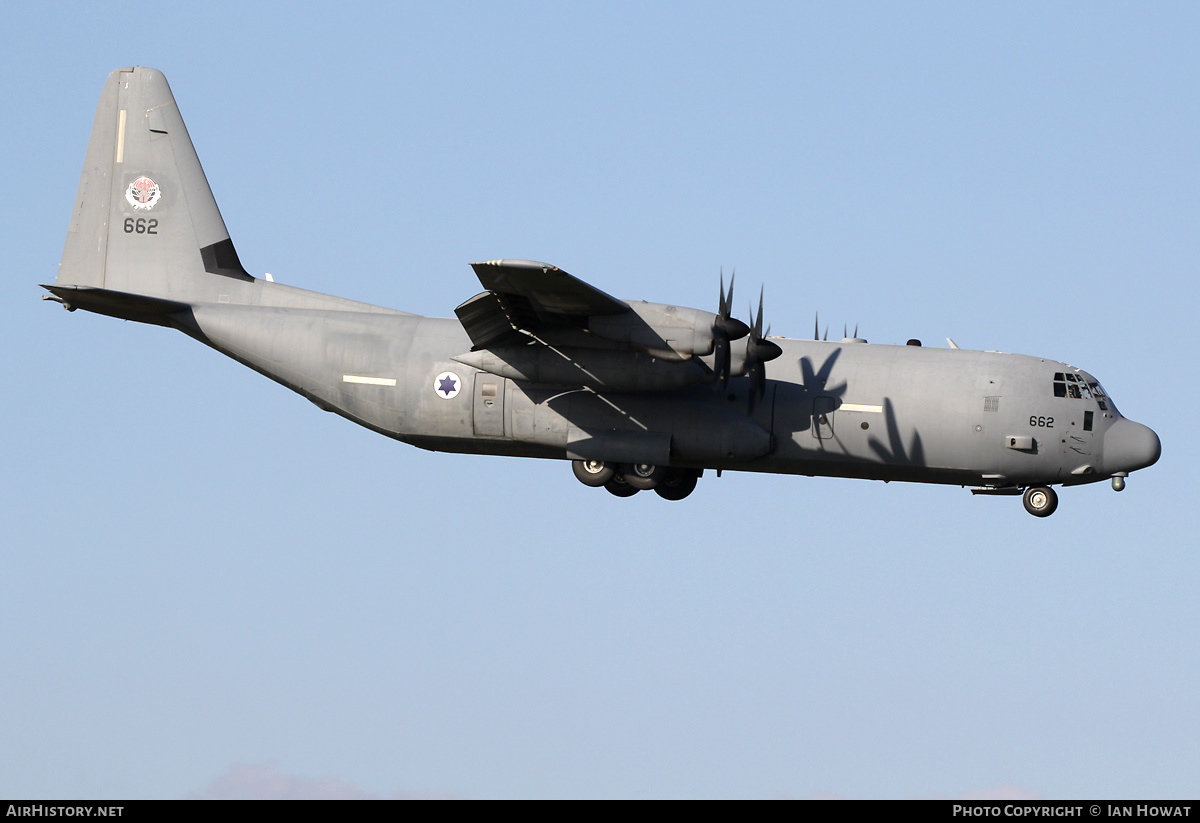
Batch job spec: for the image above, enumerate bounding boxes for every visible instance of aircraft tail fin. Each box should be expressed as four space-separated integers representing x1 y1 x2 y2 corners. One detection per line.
55 67 252 307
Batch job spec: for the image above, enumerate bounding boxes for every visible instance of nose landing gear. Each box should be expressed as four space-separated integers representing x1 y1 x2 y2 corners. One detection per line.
1022 485 1059 517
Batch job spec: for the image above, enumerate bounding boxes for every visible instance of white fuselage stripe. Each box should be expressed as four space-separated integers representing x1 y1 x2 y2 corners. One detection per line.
342 375 397 386
116 110 126 164
840 403 883 413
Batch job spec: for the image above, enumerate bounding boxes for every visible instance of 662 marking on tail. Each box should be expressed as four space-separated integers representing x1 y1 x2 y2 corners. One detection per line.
122 218 158 235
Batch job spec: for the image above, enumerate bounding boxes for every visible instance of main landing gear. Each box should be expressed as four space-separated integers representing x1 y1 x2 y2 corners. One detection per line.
572 460 700 501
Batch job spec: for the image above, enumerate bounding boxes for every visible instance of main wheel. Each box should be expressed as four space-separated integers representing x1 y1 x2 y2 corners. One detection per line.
605 474 640 497
655 469 698 501
1022 485 1058 517
572 459 615 487
622 463 667 490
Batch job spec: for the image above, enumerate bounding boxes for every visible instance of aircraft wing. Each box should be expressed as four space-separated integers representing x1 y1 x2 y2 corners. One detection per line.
455 259 629 349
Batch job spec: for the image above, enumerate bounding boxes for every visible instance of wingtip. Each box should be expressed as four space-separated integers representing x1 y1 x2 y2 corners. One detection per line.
470 259 560 273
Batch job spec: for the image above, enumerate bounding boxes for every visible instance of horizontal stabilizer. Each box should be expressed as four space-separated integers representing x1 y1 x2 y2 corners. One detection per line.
41 285 192 327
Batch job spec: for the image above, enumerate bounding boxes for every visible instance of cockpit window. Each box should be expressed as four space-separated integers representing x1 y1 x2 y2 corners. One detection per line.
1052 374 1108 409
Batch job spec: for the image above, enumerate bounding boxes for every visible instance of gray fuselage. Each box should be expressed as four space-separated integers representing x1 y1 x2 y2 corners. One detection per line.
180 279 1157 491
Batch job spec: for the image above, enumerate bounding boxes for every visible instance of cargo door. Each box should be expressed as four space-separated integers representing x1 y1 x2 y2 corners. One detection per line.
472 374 505 436
813 396 837 440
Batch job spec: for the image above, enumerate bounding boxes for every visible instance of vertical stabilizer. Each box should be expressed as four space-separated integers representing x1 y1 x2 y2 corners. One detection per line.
56 67 250 303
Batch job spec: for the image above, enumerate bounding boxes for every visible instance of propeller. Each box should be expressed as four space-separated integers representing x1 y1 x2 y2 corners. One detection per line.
711 270 750 392
745 287 782 413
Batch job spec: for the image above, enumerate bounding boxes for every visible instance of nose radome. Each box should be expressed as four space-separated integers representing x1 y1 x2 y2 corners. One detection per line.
1103 419 1162 475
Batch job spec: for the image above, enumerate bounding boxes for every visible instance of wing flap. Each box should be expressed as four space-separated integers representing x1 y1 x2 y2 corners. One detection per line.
469 260 628 319
454 291 528 350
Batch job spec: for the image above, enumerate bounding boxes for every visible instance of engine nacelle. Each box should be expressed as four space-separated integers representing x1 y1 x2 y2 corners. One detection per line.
586 301 718 361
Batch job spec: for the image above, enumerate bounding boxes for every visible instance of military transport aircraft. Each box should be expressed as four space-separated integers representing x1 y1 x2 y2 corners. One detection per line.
44 68 1161 517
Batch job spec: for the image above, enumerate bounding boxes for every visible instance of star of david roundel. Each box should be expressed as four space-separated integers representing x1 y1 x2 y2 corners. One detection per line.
433 371 461 399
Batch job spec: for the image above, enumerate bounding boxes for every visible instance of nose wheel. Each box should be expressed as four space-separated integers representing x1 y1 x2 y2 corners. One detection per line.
1022 485 1058 517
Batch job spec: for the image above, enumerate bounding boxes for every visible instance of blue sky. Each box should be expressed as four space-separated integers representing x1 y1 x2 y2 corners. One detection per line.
2 1 1197 799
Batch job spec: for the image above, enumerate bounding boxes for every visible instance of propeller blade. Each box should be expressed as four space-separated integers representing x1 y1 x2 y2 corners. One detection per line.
715 277 748 341
742 286 782 408
713 334 731 392
746 359 763 414
711 269 748 392
754 287 765 339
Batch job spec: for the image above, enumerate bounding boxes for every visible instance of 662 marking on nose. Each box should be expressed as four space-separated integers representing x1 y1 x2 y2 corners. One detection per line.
1029 415 1054 428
